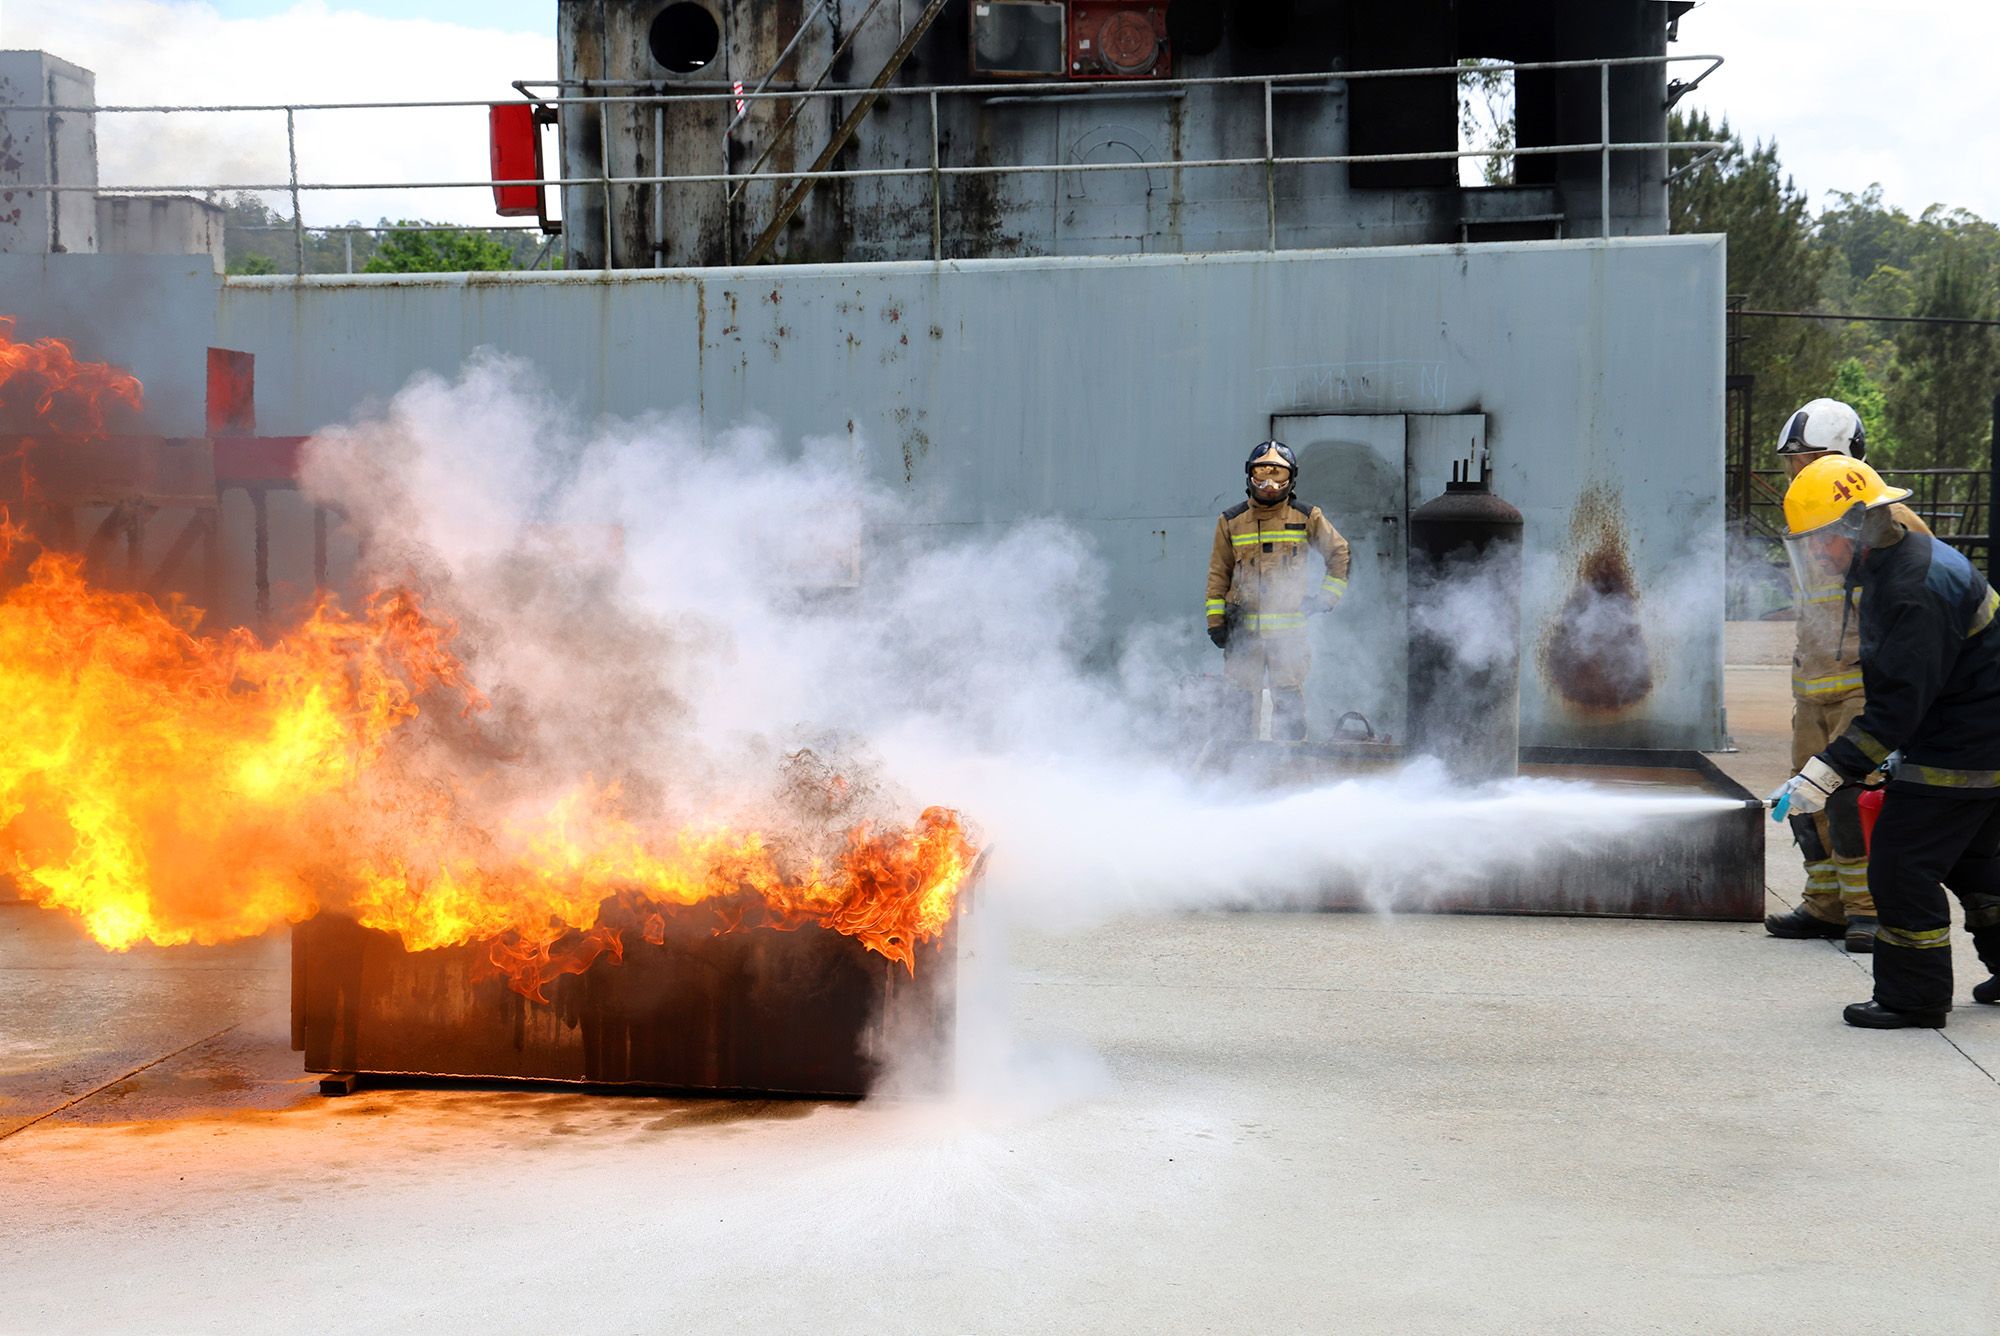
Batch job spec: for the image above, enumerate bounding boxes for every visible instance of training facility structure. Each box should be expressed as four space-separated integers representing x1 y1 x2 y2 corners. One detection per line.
0 0 1728 750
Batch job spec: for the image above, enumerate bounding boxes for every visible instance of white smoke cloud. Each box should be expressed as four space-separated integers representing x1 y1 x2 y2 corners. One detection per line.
301 351 1742 917
292 352 1751 1100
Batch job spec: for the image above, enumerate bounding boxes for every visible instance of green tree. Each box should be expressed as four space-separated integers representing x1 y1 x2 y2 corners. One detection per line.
1669 111 1839 447
227 251 279 276
363 224 518 274
1457 59 1514 187
1831 356 1900 466
1886 240 1999 472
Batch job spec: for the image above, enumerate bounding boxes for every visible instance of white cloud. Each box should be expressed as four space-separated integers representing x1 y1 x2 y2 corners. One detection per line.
4 0 555 225
1676 0 2000 219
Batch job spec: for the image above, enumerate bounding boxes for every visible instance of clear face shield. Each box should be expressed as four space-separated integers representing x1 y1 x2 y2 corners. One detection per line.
1248 463 1291 500
1784 507 1865 599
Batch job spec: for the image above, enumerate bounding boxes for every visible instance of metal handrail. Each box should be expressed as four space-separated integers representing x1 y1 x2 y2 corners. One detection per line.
3 52 1725 272
6 53 1727 113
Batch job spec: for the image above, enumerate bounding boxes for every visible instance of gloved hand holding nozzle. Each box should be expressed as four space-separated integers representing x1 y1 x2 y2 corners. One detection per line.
1767 755 1842 823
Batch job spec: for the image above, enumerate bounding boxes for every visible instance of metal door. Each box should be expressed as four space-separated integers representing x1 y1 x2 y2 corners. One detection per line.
1271 413 1408 741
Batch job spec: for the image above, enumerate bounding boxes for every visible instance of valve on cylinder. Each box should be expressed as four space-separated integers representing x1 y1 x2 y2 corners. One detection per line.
1406 455 1525 782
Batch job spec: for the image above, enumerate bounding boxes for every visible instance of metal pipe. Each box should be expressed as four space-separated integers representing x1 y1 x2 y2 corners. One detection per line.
729 0 898 202
1263 78 1276 252
286 108 305 275
12 52 1728 113
251 486 270 625
1599 62 1611 241
598 100 613 268
35 139 1723 198
929 89 941 262
983 89 1187 106
723 0 833 138
654 102 665 268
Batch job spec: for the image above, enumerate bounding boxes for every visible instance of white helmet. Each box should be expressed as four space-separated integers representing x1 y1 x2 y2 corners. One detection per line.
1776 398 1867 461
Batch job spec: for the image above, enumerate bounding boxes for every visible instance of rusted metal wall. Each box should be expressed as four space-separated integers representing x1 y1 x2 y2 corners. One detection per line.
293 912 956 1095
552 0 1680 268
0 233 1729 748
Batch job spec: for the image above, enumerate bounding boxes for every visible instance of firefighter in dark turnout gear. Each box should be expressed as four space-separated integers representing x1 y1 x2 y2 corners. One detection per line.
1772 456 2000 1028
1764 398 1932 953
1205 441 1350 740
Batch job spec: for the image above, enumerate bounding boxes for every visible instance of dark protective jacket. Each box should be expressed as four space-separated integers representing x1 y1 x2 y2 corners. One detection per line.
1792 501 1930 701
1821 530 2000 795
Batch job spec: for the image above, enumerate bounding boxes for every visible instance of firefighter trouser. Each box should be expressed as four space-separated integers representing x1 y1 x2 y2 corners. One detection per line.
1866 790 2000 1015
1790 693 1875 922
1223 625 1309 741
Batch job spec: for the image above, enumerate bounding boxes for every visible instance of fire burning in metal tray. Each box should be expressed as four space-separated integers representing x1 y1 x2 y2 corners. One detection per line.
0 320 979 1095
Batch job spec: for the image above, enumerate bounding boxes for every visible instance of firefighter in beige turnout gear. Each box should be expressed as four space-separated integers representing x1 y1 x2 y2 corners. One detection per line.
1205 440 1351 740
1767 398 1931 953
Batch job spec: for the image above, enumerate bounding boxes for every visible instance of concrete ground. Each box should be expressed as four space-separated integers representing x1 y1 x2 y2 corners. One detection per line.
5 632 1999 1335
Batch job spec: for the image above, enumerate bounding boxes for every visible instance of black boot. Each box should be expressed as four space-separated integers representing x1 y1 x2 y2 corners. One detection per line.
1844 1000 1949 1029
1845 916 1878 954
1973 976 2000 1005
1765 907 1845 940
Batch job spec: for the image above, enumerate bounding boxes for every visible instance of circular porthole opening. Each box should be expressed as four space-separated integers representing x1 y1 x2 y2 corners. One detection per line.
650 3 721 73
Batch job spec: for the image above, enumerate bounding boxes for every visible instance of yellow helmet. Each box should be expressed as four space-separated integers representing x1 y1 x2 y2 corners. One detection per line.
1782 455 1911 538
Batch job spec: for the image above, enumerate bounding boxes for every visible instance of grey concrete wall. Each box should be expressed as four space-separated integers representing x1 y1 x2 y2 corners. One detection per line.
0 51 99 256
96 196 226 273
0 234 1727 748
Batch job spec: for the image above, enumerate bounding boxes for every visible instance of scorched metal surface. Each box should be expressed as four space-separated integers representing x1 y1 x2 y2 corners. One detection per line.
292 910 956 1097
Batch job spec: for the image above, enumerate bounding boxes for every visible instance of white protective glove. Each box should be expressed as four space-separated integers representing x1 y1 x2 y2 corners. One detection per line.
1775 755 1844 818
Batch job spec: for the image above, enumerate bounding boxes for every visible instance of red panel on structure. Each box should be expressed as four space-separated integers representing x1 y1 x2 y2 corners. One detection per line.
212 435 310 487
206 348 257 435
489 103 545 218
1069 2 1170 79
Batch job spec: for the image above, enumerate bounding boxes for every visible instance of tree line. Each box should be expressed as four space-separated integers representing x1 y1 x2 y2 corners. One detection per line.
1671 111 1999 475
220 194 557 276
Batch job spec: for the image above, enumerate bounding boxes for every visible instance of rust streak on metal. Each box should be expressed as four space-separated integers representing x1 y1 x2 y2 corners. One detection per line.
1542 484 1654 714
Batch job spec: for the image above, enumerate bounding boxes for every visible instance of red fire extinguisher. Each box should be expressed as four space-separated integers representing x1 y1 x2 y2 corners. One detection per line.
1859 787 1885 853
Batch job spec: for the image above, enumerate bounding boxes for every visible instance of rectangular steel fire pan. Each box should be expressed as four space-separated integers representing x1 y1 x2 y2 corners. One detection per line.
292 909 956 1098
1232 744 1765 922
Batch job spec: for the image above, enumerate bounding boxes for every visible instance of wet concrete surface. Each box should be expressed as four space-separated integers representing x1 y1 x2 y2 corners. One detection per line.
0 913 297 1140
3 649 1999 1333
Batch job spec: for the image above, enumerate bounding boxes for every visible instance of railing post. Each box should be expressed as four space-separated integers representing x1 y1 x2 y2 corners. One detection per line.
286 108 305 276
930 89 942 261
1988 389 2000 585
1264 79 1276 252
1599 61 1611 240
599 102 614 269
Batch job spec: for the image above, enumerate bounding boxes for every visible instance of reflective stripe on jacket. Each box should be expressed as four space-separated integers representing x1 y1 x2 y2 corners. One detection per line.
1792 501 1929 700
1205 496 1350 631
1821 530 2000 794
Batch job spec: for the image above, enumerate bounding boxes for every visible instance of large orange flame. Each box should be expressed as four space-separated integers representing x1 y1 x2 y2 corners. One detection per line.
0 525 977 1001
0 316 144 435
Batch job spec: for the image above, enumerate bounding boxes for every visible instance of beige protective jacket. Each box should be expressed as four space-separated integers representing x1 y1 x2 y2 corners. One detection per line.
1205 496 1350 633
1792 501 1931 702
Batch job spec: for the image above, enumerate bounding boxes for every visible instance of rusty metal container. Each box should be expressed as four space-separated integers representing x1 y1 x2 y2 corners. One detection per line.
1407 461 1526 781
292 908 957 1098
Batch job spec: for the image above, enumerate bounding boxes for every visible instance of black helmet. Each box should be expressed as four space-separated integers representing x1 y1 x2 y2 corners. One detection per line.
1245 439 1297 501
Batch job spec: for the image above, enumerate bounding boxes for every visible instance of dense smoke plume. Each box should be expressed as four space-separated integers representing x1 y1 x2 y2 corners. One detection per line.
298 352 1734 946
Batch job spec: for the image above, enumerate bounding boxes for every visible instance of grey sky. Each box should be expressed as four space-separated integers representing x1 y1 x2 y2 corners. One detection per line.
1676 0 1997 220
